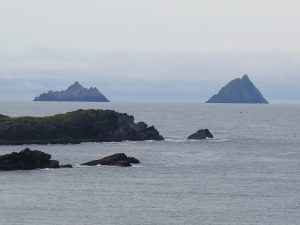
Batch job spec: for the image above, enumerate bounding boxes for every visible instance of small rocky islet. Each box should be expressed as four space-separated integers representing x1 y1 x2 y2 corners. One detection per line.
0 148 72 171
0 109 164 145
82 153 140 167
188 129 214 140
0 148 138 170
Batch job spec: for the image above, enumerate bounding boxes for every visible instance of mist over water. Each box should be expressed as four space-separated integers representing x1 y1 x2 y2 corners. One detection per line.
1 52 300 102
0 102 300 225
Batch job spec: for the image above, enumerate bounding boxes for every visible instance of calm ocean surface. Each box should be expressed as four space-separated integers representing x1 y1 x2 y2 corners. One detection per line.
0 102 300 225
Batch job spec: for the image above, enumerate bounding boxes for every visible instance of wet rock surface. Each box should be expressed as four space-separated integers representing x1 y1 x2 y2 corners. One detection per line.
0 148 70 171
188 129 214 140
81 153 140 167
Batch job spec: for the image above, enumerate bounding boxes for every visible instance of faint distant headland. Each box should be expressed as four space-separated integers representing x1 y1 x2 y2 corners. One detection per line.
206 74 268 104
34 82 109 102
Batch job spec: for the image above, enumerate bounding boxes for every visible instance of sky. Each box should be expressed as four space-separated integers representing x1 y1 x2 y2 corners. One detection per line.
0 0 299 102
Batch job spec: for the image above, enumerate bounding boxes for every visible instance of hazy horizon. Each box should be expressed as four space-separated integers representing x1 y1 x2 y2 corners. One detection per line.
0 0 299 102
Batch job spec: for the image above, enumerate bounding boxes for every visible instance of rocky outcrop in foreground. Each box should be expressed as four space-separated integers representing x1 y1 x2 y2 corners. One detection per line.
0 149 139 170
206 74 268 104
0 148 72 171
34 81 109 102
188 129 214 140
82 153 140 167
0 109 164 145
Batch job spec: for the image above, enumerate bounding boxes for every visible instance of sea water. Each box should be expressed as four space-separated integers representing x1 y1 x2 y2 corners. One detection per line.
0 102 299 225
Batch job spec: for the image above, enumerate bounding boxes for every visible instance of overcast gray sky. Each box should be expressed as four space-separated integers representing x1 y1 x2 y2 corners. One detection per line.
0 0 299 101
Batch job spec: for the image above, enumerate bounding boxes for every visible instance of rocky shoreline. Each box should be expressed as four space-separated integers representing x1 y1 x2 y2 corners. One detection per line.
0 109 164 145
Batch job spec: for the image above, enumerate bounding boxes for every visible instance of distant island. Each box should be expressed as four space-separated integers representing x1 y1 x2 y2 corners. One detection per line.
34 81 109 102
206 74 268 104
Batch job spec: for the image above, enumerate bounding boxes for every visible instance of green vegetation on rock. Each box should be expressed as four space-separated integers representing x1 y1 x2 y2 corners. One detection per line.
0 109 164 145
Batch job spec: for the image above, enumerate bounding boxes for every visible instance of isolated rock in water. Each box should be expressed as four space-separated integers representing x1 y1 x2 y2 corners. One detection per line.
0 148 65 171
0 109 164 145
60 164 73 168
81 153 140 167
206 74 268 104
34 81 109 102
188 129 214 140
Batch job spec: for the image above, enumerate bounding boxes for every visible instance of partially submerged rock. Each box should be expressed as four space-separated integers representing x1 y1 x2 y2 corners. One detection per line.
0 148 71 171
81 153 140 167
0 109 164 145
60 164 73 168
188 129 214 140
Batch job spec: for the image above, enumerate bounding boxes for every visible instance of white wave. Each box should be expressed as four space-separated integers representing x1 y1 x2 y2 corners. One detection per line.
164 138 187 143
208 138 231 143
165 137 231 143
131 164 143 168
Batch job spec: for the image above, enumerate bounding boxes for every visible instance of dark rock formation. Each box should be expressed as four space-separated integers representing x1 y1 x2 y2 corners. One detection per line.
0 114 9 121
206 74 268 104
127 157 140 164
188 129 214 140
0 109 164 145
81 153 140 167
34 81 109 102
59 164 73 168
0 148 70 171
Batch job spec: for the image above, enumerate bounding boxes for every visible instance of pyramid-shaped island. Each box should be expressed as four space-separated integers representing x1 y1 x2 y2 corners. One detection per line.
34 82 109 102
206 75 268 104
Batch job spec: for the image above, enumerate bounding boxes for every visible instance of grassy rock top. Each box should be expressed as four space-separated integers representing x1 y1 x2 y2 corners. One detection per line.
0 109 164 145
